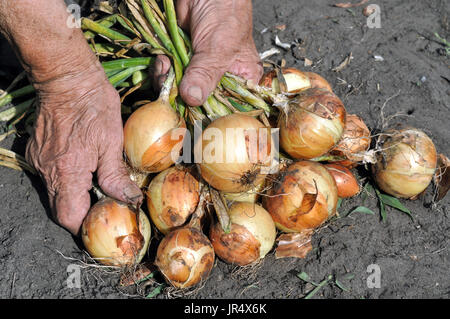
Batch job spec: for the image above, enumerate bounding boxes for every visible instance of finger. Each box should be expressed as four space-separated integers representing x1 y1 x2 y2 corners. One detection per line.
149 55 171 91
51 173 93 236
179 51 230 106
176 0 191 30
228 44 264 85
97 148 143 207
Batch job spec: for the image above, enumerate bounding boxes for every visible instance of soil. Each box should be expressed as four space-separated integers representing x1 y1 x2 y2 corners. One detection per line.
0 0 449 299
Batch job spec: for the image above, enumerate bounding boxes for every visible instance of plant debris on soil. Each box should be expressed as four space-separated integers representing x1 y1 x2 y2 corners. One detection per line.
0 0 449 299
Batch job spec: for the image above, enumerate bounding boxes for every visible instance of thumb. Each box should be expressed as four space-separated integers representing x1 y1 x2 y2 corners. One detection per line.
97 150 143 207
179 51 230 106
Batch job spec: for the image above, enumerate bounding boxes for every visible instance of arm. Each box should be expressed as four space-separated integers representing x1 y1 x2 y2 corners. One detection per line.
0 0 142 235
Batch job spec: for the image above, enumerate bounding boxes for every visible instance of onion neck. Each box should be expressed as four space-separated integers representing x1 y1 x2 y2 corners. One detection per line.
158 67 176 104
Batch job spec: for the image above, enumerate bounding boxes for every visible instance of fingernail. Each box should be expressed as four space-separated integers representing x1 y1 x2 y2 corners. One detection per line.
124 184 143 203
188 86 203 103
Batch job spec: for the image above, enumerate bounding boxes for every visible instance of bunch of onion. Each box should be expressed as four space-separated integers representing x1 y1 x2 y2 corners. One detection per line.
147 166 200 234
209 201 276 266
81 196 151 267
279 88 346 159
263 161 338 232
260 68 333 94
195 113 274 193
155 191 214 289
329 114 371 168
325 163 360 198
372 127 437 199
123 68 186 173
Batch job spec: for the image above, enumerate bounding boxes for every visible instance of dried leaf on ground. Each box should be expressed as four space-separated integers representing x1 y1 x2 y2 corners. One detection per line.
332 52 353 72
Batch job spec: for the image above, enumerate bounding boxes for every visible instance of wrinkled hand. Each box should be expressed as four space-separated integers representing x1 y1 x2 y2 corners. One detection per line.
152 0 262 106
26 67 142 235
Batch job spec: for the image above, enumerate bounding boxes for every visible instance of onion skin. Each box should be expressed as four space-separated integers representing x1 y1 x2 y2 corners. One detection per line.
147 167 200 234
209 202 276 266
196 113 274 193
304 72 333 92
82 198 151 266
372 127 437 199
124 100 186 173
222 179 265 203
330 114 371 168
325 163 360 198
260 68 311 94
155 227 215 289
263 161 338 232
279 88 346 159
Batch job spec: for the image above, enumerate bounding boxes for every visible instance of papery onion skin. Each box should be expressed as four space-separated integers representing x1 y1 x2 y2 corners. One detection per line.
147 167 200 234
127 165 150 189
81 197 151 266
196 113 274 193
155 227 215 289
209 202 276 266
124 100 186 173
260 68 311 94
304 72 333 93
279 88 346 159
330 114 371 168
264 161 338 232
325 163 360 198
372 127 437 199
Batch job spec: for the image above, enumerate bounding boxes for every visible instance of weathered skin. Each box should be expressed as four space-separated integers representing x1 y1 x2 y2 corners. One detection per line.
0 0 261 235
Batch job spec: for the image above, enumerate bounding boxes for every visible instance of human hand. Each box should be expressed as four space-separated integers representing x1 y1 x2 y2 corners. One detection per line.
152 0 262 106
26 65 143 235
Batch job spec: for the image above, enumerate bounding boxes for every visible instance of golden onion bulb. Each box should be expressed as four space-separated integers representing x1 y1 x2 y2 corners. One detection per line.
304 72 333 92
81 197 151 266
195 113 274 193
372 127 437 199
263 161 338 232
260 68 333 94
209 202 276 266
155 227 215 289
260 68 311 94
222 179 266 203
147 166 200 234
279 88 346 159
325 163 360 198
123 100 185 173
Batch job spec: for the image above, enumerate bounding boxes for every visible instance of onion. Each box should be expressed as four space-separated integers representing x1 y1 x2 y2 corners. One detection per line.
330 114 371 167
304 72 333 92
81 197 151 266
155 193 214 289
147 166 199 234
260 68 311 94
263 161 338 232
372 127 437 199
279 88 346 159
209 202 276 266
196 113 274 193
123 70 186 173
222 179 266 203
325 163 360 198
260 68 333 94
127 165 150 189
